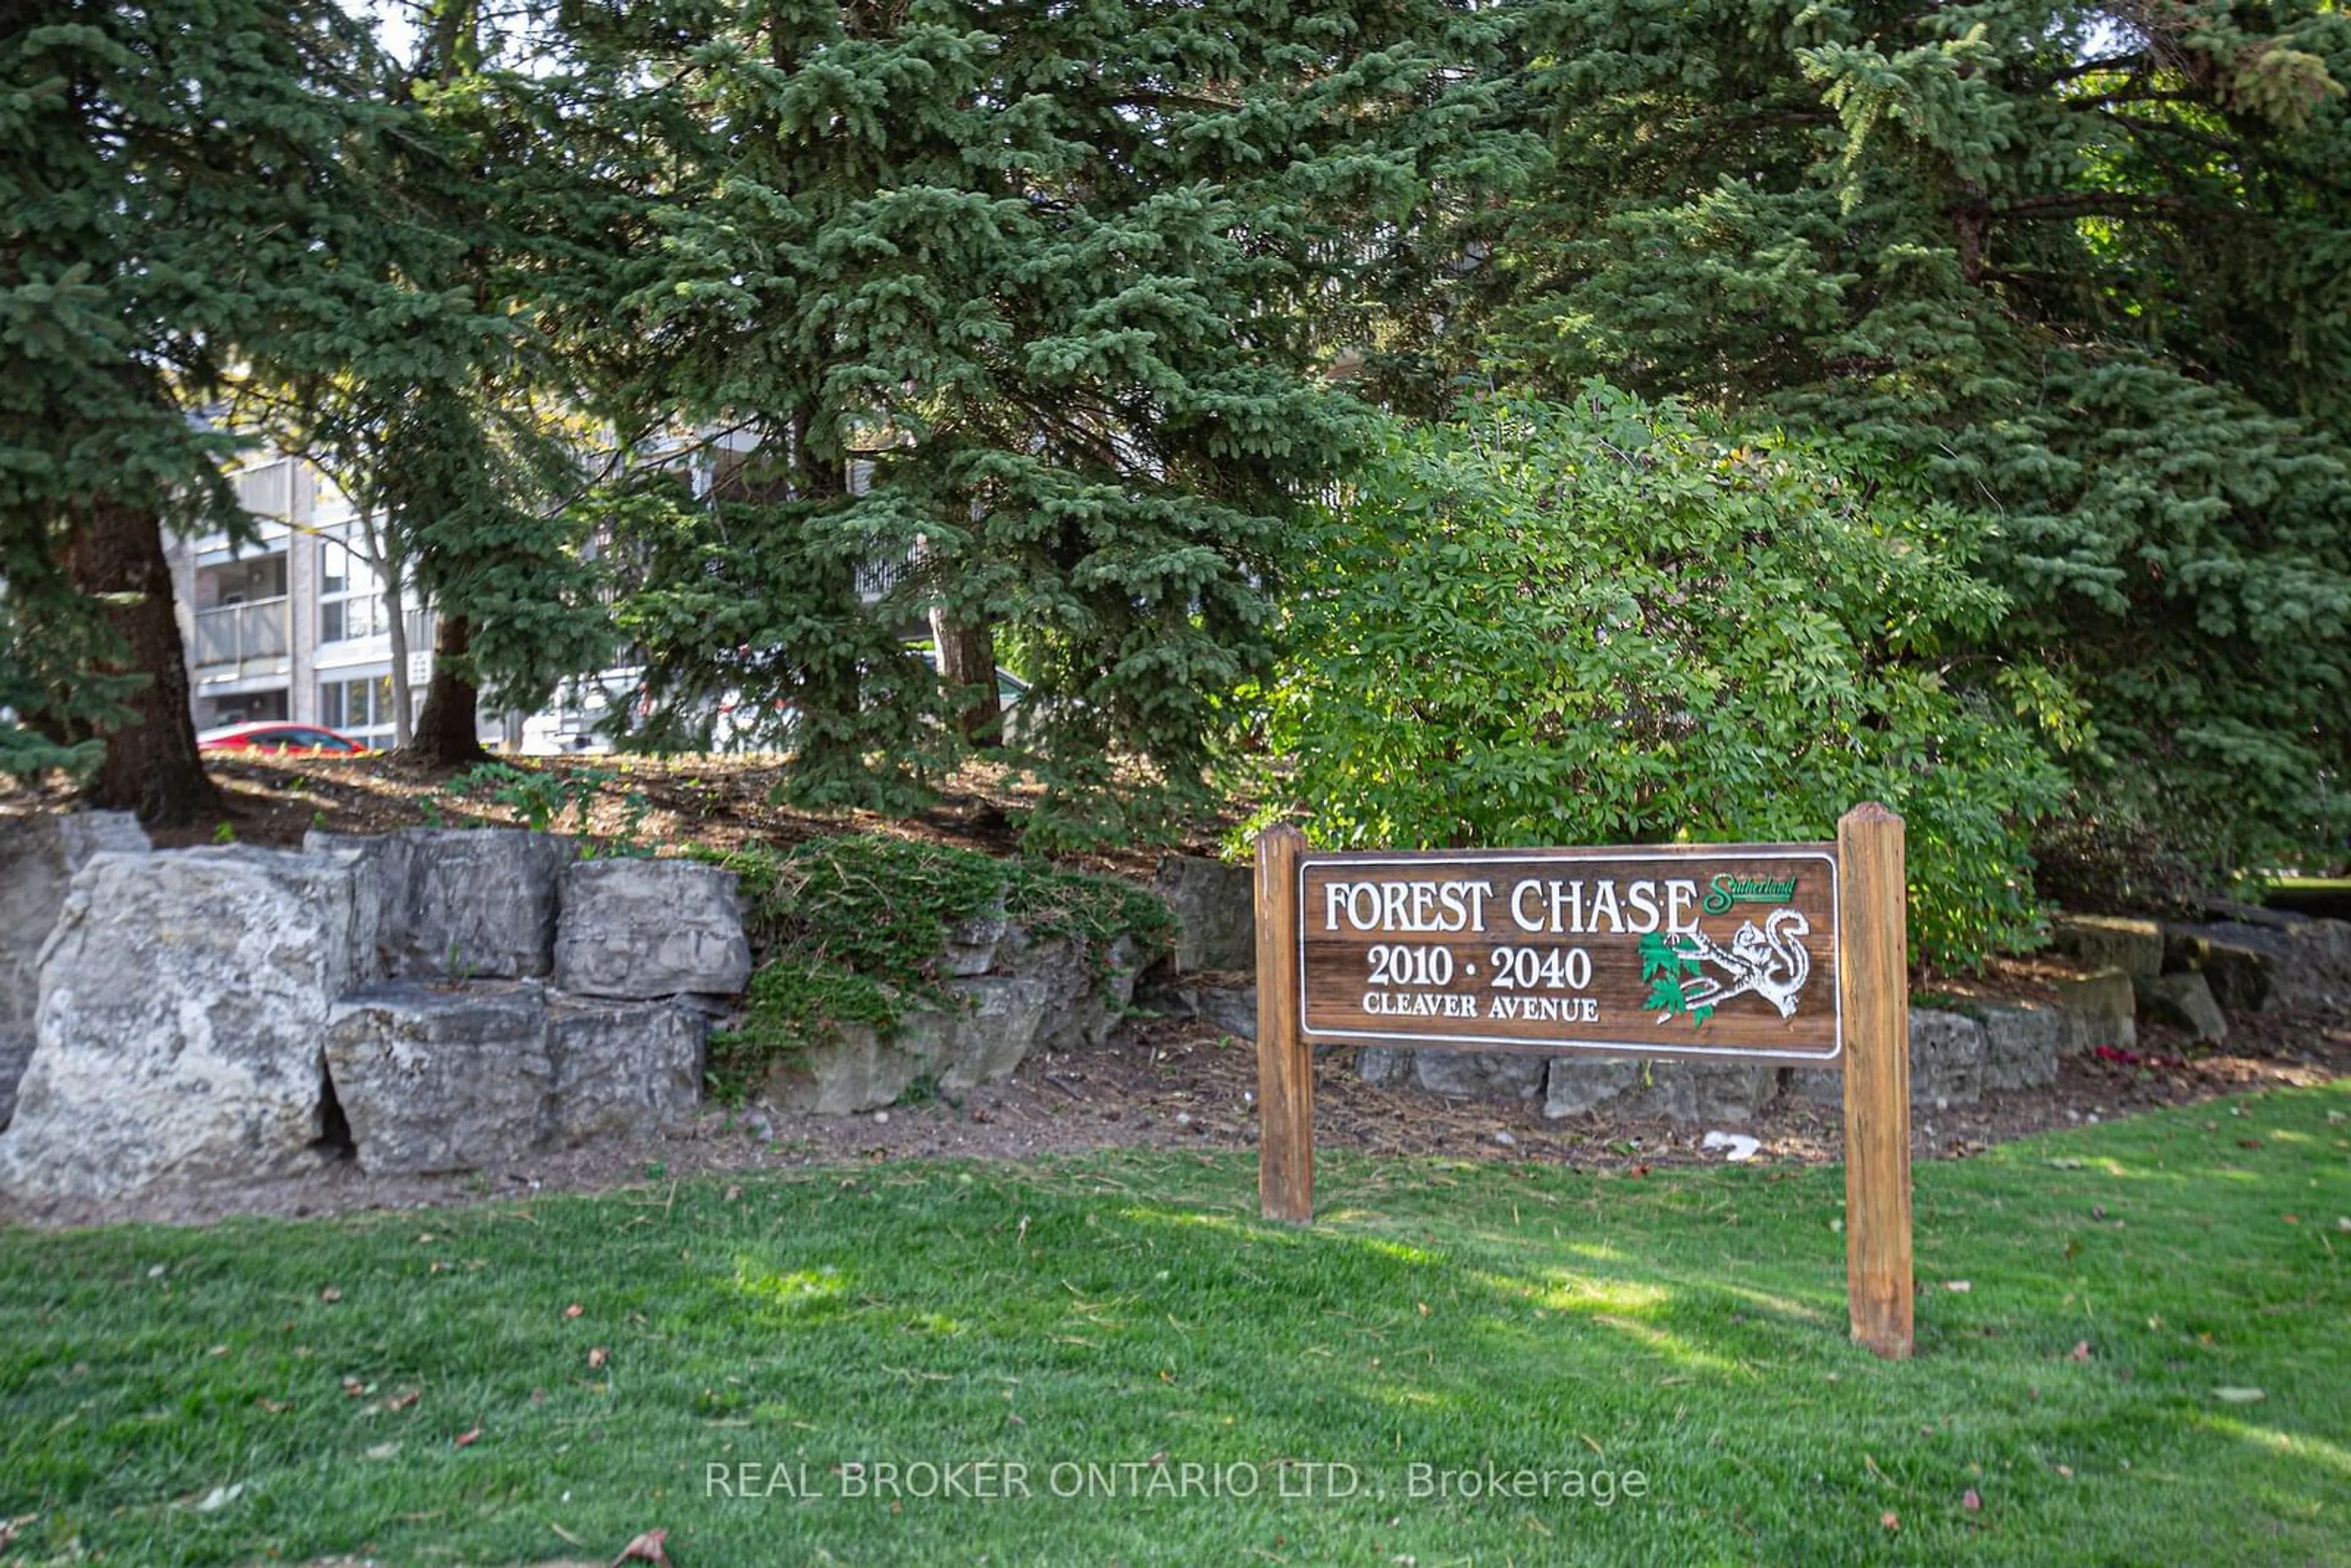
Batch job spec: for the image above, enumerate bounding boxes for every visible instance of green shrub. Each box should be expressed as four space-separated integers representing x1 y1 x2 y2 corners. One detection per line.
1243 386 2074 968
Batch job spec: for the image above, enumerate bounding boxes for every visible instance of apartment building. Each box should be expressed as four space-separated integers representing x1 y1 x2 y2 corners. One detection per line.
166 454 440 750
167 435 917 754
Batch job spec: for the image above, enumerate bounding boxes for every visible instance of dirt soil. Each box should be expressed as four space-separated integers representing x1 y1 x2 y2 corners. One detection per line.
15 995 2346 1231
8 755 2348 1229
80 751 1221 882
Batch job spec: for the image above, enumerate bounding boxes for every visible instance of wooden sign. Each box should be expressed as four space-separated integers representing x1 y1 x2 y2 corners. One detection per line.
1255 807 1915 1360
1297 846 1840 1065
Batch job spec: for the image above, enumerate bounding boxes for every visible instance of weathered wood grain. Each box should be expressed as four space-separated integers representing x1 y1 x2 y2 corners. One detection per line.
1839 803 1914 1360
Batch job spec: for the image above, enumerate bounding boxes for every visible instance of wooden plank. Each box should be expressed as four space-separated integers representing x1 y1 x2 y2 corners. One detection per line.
1255 824 1313 1225
1839 803 1914 1360
1298 846 1841 1063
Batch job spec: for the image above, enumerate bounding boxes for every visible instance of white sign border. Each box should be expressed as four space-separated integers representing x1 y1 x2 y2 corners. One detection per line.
1295 845 1845 1065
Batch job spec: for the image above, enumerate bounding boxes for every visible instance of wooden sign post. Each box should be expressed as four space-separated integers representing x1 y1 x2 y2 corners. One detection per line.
1254 805 1914 1359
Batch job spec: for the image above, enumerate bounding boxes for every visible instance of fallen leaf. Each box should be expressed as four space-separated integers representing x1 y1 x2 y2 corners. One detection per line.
610 1526 673 1567
564 1304 585 1319
552 1521 587 1545
1416 1302 1431 1316
2068 1341 2092 1363
454 1426 481 1449
2055 1464 2073 1478
255 1397 293 1414
2281 1214 2300 1225
2212 1387 2267 1403
1943 1280 1972 1293
1880 1511 1900 1531
1630 1163 1650 1178
381 1389 421 1412
1963 1488 1982 1510
319 1287 342 1304
340 1376 367 1398
364 1442 400 1461
724 1185 742 1201
588 1347 609 1370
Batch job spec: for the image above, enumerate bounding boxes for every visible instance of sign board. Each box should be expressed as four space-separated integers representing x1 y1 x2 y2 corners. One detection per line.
1253 808 1916 1360
1298 846 1839 1065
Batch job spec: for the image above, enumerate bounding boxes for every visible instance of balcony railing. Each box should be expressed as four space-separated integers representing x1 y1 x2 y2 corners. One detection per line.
193 597 290 670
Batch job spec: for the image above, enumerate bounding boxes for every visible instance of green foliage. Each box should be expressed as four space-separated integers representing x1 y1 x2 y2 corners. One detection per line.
1480 0 2351 877
696 834 1171 1101
1637 932 1714 1027
449 762 599 833
1248 388 2071 967
703 957 897 1108
0 0 392 774
561 0 1521 840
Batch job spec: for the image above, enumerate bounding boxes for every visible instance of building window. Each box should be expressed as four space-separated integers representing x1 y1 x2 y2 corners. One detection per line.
321 675 397 748
319 538 388 643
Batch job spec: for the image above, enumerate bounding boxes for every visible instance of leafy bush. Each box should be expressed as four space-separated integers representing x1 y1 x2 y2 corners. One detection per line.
1244 386 2074 967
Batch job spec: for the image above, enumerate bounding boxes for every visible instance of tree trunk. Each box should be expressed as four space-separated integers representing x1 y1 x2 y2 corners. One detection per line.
929 603 1002 744
383 575 414 750
67 498 223 825
411 613 488 766
361 508 415 749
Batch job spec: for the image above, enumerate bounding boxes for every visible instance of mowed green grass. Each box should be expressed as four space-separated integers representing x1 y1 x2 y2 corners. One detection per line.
3 1082 2347 1567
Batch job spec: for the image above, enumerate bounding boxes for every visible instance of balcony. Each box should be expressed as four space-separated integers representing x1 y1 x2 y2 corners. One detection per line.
193 597 291 675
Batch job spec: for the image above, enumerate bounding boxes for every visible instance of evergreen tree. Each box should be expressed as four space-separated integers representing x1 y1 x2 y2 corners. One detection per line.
1 0 394 818
1485 0 2351 871
557 0 1520 843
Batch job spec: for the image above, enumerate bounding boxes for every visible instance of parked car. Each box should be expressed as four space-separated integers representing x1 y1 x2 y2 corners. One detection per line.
197 721 368 755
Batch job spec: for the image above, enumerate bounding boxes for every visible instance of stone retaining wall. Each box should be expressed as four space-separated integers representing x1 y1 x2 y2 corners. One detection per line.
0 823 746 1202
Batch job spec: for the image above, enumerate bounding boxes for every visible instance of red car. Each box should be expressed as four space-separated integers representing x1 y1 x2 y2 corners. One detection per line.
197 721 369 755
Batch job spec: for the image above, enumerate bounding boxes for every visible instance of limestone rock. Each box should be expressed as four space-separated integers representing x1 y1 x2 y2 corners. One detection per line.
1152 855 1256 973
765 976 1054 1114
307 827 575 980
1544 1056 1777 1124
900 977 1054 1091
0 847 375 1201
1006 930 1139 1051
2163 921 2287 1011
1954 1000 2061 1090
0 1030 34 1135
1139 979 1259 1042
2050 914 2164 978
553 858 752 1000
1194 985 1258 1043
2135 972 2229 1045
2051 968 2137 1054
0 812 149 1128
1908 1008 1986 1105
942 906 1010 977
2164 918 2351 1013
1791 1008 1985 1107
544 996 708 1143
1412 1050 1549 1101
325 982 552 1175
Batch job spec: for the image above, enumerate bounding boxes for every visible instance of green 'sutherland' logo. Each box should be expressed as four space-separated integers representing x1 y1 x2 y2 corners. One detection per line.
1703 872 1798 915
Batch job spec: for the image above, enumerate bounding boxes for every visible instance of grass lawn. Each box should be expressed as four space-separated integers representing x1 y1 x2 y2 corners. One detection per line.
4 1082 2347 1567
